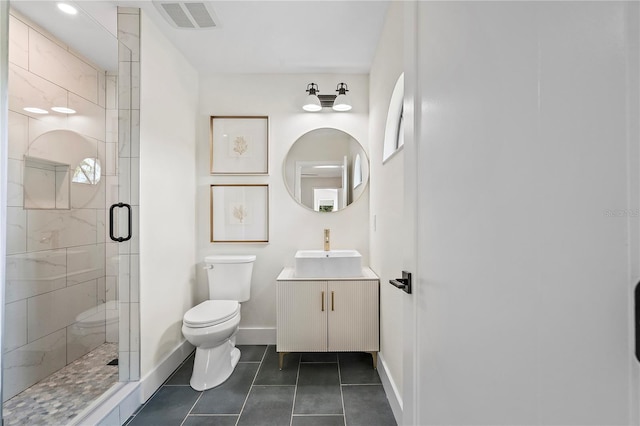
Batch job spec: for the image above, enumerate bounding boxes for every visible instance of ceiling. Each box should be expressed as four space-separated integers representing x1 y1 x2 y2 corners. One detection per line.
10 0 390 75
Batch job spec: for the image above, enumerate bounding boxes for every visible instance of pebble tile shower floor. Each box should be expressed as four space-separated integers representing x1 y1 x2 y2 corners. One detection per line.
3 343 119 426
126 345 396 426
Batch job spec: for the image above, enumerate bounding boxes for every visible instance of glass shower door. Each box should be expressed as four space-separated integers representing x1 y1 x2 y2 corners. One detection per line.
1 3 136 424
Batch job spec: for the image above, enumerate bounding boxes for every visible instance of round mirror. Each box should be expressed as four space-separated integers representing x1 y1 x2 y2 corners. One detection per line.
284 128 369 212
26 130 102 209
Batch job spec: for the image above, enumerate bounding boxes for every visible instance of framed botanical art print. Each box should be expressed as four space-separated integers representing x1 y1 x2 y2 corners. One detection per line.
210 184 269 243
210 116 269 174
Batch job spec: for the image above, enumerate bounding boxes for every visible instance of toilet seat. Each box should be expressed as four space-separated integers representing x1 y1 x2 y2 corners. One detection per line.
183 300 239 328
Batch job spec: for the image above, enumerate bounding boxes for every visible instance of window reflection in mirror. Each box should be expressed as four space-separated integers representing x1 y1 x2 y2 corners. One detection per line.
315 189 338 212
284 128 369 212
72 158 102 185
353 154 363 189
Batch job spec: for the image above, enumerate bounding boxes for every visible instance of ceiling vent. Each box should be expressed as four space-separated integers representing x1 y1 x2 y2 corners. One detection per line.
153 1 219 29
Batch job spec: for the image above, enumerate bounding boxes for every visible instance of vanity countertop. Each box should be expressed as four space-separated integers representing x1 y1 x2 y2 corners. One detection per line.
277 267 379 281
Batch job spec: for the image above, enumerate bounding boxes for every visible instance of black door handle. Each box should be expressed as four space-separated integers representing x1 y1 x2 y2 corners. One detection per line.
389 271 412 294
109 203 132 242
633 282 640 362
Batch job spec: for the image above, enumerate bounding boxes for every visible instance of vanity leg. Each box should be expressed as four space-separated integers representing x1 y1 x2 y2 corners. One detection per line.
278 352 288 370
370 351 378 369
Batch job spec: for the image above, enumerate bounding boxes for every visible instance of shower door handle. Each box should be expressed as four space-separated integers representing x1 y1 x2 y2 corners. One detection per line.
633 282 640 362
109 203 132 242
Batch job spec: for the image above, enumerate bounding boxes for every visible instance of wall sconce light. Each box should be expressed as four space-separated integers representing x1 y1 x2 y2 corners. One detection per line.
302 82 352 112
303 83 322 112
332 83 352 111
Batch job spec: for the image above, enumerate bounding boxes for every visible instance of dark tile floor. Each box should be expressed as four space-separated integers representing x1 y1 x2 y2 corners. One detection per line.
125 345 396 426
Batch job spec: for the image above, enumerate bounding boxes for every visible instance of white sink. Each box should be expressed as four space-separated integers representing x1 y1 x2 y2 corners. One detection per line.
294 249 362 278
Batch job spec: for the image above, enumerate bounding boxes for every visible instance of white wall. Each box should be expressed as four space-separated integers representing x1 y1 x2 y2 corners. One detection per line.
139 12 198 377
412 2 639 424
197 74 369 342
368 0 404 414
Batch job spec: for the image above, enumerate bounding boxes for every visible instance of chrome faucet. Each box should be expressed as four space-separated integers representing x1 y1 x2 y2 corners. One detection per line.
324 229 330 251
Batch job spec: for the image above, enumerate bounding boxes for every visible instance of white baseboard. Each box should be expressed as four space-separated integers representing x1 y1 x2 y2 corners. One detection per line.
236 327 276 345
378 352 403 425
140 339 194 402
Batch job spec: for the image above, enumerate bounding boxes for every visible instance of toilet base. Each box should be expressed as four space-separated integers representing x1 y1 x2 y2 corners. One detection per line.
189 339 241 391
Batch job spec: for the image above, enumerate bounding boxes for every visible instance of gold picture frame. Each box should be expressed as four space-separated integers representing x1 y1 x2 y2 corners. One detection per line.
210 116 269 174
210 184 269 243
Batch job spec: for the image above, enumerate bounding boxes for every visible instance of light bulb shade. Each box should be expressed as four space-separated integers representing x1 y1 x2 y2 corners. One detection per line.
332 94 352 111
303 94 322 112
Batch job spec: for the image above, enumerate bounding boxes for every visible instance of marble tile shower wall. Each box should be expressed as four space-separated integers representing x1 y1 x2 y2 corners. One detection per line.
4 11 119 401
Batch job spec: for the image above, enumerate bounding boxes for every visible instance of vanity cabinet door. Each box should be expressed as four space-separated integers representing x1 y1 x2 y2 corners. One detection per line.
327 280 379 352
276 280 327 352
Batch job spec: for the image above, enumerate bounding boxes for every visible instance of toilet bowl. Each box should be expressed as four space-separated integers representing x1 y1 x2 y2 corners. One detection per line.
182 300 242 390
182 254 255 391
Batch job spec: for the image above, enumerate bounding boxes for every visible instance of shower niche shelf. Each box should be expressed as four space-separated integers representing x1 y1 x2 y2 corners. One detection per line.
23 155 70 210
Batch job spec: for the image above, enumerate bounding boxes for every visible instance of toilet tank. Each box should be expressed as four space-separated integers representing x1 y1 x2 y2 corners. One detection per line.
204 255 256 302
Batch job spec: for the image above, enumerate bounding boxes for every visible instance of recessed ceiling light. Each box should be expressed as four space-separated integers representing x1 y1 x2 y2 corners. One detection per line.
51 107 77 114
57 3 78 15
23 107 48 114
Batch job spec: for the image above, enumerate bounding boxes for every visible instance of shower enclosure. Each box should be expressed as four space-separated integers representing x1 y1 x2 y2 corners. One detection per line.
1 3 140 424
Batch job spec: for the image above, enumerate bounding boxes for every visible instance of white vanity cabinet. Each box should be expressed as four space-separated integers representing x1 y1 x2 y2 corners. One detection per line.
276 267 379 369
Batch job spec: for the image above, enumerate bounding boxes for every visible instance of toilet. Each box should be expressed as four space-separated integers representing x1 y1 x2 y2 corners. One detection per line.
74 300 120 332
182 254 256 391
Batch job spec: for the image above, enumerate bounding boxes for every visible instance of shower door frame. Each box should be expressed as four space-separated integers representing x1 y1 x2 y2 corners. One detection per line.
114 6 142 383
1 0 10 417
